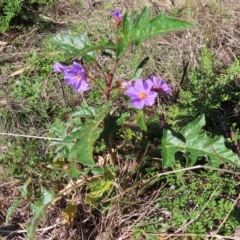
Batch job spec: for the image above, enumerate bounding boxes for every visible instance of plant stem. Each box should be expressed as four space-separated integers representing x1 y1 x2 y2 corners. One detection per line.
96 62 108 80
105 58 119 100
107 58 119 87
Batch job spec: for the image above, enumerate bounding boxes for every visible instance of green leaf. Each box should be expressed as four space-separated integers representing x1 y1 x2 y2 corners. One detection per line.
52 119 68 139
71 105 99 118
26 188 55 240
48 32 91 59
117 7 194 57
21 178 31 199
5 200 23 226
68 161 88 178
99 114 121 147
48 32 115 61
53 147 69 162
85 170 114 205
57 101 112 166
69 167 82 178
133 57 149 79
160 114 240 168
135 109 147 131
91 166 105 176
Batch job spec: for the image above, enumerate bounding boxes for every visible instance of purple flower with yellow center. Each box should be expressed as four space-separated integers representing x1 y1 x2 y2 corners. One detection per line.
53 62 90 92
109 10 123 26
125 79 158 109
150 76 172 94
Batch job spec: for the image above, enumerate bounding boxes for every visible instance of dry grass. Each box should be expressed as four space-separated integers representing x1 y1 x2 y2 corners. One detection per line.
1 0 240 239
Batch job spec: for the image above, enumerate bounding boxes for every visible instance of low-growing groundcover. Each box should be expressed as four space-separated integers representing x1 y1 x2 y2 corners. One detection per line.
1 1 240 240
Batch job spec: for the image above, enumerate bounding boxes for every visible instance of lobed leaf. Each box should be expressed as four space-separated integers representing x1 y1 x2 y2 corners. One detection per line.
71 106 99 118
5 200 23 226
21 178 31 199
135 109 147 131
85 179 112 204
133 56 149 79
160 114 240 168
57 102 112 166
26 188 55 240
47 32 115 61
85 169 114 205
99 114 121 148
117 7 194 57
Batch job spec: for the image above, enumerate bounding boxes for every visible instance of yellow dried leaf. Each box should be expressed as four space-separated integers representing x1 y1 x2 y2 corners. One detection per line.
0 41 8 46
10 66 30 77
62 202 77 225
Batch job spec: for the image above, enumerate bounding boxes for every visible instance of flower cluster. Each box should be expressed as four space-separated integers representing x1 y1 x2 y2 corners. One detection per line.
124 77 171 109
54 9 171 108
54 61 171 109
54 62 89 92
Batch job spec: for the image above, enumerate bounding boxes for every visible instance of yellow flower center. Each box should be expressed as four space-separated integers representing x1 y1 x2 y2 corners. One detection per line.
139 91 147 99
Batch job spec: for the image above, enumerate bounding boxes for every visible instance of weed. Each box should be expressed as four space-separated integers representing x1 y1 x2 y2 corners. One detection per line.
0 45 70 181
133 170 240 237
0 0 23 33
168 47 240 131
0 138 62 181
0 0 55 33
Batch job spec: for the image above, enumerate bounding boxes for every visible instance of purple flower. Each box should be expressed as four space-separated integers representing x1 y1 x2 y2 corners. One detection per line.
64 62 89 92
53 62 90 92
109 10 123 25
150 76 171 94
53 62 71 73
125 79 158 109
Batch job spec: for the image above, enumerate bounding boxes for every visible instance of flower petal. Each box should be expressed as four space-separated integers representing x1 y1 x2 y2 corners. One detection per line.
53 62 70 73
130 98 145 109
64 76 89 92
132 79 147 93
144 91 158 106
143 79 153 93
72 62 85 72
126 86 139 97
150 76 171 94
109 10 123 20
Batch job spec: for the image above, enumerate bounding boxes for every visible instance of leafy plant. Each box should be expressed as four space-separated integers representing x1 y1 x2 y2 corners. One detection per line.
168 48 240 130
5 5 240 240
1 2 240 240
117 7 193 57
0 0 23 33
55 101 112 166
26 188 55 240
161 114 240 168
155 170 240 236
0 0 55 33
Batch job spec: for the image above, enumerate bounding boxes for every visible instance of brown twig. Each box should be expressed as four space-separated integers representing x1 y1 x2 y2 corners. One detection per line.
174 60 189 103
0 223 59 237
96 62 108 80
